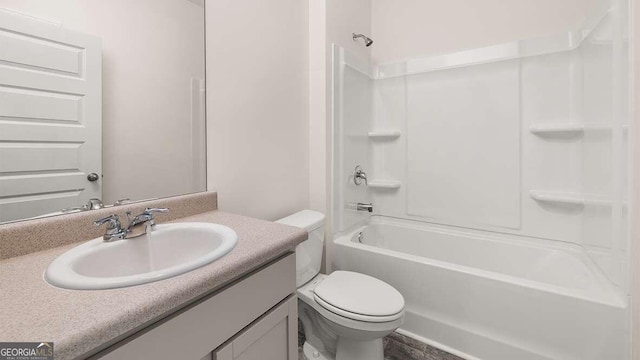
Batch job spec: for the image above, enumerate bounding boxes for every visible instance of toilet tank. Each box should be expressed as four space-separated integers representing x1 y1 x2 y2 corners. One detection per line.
276 210 325 287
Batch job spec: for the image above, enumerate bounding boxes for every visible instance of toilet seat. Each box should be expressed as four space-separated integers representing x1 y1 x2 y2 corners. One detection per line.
313 295 404 323
298 273 405 340
313 271 405 323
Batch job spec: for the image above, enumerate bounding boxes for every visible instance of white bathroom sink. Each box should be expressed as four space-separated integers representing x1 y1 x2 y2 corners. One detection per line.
45 223 238 290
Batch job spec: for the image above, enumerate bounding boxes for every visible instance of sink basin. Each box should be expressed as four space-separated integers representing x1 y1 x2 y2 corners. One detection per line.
45 223 238 290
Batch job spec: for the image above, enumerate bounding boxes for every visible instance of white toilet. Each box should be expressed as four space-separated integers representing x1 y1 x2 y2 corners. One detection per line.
277 210 405 360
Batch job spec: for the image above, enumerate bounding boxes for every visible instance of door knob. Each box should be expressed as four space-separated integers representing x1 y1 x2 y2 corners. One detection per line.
87 173 100 182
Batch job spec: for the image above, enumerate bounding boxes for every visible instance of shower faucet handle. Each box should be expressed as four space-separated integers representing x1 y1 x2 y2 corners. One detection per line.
354 165 368 186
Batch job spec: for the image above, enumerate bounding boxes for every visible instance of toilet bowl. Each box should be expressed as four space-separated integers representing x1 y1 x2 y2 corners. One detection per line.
298 272 405 360
277 210 405 360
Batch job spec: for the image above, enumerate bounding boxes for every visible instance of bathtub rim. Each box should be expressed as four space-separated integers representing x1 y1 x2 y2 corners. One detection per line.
333 216 627 308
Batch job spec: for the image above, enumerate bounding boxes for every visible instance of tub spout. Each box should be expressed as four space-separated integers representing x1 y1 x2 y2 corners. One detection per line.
356 203 373 213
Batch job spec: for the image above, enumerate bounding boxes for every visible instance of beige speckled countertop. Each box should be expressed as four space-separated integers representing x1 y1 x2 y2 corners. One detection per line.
0 210 307 360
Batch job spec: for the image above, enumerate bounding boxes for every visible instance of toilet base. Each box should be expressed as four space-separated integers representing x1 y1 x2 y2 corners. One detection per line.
336 337 384 360
302 338 384 360
303 342 332 360
298 274 401 360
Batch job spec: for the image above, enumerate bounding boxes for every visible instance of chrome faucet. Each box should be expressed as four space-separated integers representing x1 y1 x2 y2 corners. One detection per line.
113 198 131 206
86 198 105 210
94 207 169 242
94 214 127 242
356 202 373 213
61 198 104 213
354 166 368 186
125 208 169 238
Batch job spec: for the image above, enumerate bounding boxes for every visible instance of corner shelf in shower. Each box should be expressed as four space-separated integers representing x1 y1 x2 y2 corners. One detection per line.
367 130 401 140
529 190 612 206
368 180 401 190
529 124 585 137
529 123 628 137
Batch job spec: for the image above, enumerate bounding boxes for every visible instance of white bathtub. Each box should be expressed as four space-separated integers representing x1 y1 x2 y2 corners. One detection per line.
333 216 628 360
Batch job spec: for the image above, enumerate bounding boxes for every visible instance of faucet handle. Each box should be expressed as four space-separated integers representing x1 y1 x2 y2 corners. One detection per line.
114 198 131 206
143 207 169 215
354 165 368 186
60 206 86 213
94 214 121 227
94 215 126 241
135 208 169 232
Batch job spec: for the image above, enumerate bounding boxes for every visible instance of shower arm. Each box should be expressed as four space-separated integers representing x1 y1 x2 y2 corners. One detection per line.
352 33 373 47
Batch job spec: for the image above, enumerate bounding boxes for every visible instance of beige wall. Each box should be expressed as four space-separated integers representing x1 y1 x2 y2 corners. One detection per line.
631 1 640 357
0 0 206 204
371 0 588 64
206 0 310 220
309 0 327 213
327 0 373 60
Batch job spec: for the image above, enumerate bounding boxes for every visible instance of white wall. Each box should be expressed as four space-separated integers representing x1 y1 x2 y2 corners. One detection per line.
356 1 630 290
368 50 586 240
0 0 206 204
315 0 372 271
332 49 374 234
206 0 309 220
370 0 588 64
309 0 373 216
320 0 591 223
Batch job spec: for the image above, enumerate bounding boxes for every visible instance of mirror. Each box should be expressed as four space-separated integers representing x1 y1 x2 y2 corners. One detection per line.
0 0 206 223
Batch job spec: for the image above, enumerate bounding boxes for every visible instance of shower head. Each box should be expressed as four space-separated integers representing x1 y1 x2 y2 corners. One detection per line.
353 33 373 47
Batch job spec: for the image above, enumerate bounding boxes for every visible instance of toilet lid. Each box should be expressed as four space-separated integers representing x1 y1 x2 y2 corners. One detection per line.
313 271 405 320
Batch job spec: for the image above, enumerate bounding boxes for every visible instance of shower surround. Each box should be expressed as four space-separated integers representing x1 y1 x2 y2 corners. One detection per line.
330 1 631 359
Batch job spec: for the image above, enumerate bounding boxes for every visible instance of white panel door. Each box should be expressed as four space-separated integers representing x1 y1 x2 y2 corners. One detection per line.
0 9 102 222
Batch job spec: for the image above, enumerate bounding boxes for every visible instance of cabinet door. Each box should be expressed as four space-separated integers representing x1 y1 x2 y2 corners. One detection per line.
214 296 297 360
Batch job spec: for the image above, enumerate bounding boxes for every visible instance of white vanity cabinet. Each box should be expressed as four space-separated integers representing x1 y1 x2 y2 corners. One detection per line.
95 254 297 360
213 296 297 360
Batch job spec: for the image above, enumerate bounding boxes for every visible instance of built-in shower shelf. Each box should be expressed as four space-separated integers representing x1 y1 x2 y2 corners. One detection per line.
368 180 401 189
529 124 585 136
368 130 401 139
529 190 612 206
529 123 628 137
